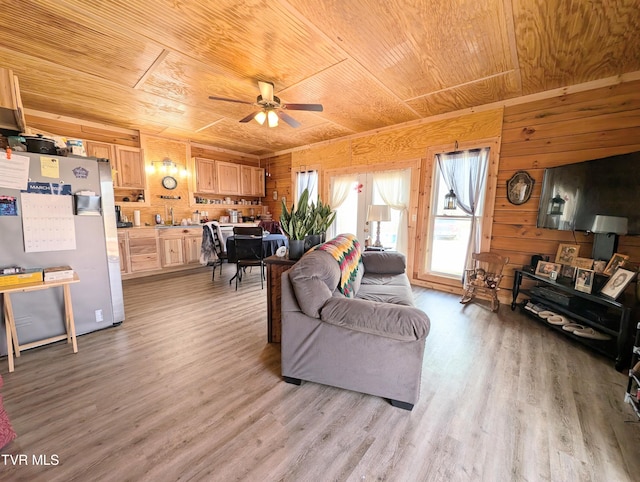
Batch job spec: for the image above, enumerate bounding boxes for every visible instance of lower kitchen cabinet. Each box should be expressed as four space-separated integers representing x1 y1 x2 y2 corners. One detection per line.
159 227 203 268
184 232 203 264
160 236 185 267
118 227 204 279
128 229 161 273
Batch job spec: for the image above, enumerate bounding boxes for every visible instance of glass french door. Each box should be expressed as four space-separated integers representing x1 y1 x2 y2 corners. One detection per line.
331 172 403 250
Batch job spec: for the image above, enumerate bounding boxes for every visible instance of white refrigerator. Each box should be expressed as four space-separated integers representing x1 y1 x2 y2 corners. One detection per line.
0 151 124 354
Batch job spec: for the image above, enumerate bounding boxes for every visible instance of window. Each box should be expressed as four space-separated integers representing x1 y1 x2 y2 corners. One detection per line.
420 145 493 280
295 170 318 204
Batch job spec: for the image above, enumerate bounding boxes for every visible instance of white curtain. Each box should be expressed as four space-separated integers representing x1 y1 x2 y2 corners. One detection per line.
373 169 411 255
436 148 490 274
296 170 318 203
329 174 358 237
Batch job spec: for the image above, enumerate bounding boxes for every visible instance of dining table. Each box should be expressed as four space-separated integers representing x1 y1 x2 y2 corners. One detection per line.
225 233 288 263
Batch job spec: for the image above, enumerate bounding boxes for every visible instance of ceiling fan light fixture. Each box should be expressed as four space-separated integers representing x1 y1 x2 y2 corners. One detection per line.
254 111 267 125
267 110 279 128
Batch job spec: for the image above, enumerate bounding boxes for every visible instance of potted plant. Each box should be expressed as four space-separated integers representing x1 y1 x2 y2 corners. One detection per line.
305 197 336 249
280 189 313 259
312 197 336 243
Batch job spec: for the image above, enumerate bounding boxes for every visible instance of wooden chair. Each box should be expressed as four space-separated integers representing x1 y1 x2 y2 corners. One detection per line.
231 226 265 290
460 252 510 312
210 226 228 281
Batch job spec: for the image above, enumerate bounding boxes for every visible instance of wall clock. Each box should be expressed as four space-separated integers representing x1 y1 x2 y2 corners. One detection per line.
162 176 178 190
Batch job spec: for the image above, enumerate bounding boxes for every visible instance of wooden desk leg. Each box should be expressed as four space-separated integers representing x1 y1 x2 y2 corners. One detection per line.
5 294 20 357
63 284 78 353
4 294 15 372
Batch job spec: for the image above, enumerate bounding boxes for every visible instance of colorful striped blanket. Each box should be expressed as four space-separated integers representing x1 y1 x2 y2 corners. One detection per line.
316 233 362 298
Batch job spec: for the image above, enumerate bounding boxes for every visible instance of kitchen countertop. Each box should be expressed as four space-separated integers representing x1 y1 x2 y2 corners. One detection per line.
117 222 259 230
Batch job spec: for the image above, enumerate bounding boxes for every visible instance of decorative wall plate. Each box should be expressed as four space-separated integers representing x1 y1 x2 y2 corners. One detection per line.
507 171 534 205
162 176 178 190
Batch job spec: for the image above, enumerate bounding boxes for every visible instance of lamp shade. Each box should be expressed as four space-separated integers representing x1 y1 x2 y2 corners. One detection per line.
367 204 391 222
591 215 628 234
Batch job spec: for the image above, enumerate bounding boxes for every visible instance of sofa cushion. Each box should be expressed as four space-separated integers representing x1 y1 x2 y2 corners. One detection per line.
356 283 414 306
361 272 410 287
320 297 430 341
288 250 341 318
362 251 406 274
351 262 364 295
315 233 362 297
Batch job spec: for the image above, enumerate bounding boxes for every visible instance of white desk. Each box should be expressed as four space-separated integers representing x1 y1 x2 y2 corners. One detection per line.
1 274 80 372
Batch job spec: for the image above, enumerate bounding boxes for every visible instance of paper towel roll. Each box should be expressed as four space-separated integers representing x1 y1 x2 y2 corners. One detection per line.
133 210 141 227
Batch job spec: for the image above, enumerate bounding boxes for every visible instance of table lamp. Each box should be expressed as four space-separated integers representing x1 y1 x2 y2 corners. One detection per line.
367 205 391 247
590 215 628 261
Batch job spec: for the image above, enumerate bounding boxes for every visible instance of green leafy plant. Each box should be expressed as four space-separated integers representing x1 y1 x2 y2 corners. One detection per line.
310 198 336 235
280 188 312 240
280 188 336 240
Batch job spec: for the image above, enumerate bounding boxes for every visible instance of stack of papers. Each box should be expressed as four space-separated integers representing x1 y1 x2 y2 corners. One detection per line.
44 266 74 282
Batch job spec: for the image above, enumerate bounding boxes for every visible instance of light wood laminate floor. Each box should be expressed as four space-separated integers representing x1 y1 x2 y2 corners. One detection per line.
1 265 639 481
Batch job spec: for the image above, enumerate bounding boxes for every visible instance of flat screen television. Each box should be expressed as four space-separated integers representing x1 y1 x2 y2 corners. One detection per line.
537 150 640 235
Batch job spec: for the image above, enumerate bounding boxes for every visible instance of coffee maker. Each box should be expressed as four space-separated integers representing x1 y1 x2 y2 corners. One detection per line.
115 205 132 227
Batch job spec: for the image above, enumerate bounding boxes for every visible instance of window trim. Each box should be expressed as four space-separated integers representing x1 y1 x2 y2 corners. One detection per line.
415 137 500 287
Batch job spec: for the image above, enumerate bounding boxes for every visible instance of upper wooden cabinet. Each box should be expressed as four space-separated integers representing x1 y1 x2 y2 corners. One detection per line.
195 158 217 193
0 68 26 132
241 165 265 196
115 146 145 189
216 161 241 195
85 140 117 183
194 158 264 197
85 141 145 189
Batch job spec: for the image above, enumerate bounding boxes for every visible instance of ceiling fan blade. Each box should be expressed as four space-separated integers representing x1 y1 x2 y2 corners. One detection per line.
208 95 253 105
277 111 301 128
239 111 261 123
258 81 274 102
283 103 323 112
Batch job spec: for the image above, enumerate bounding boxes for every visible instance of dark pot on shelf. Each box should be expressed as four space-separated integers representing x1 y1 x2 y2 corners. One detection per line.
304 234 322 251
23 135 57 154
288 239 306 260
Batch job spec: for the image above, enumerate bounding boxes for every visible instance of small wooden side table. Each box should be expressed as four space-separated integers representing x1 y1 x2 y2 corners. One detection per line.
264 255 297 343
1 274 80 372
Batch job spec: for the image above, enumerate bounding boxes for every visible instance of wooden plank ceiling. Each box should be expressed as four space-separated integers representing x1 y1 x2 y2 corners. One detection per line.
0 0 638 156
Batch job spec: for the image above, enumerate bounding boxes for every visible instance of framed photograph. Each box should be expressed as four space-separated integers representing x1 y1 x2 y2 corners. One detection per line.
560 264 577 280
535 260 561 278
600 267 636 299
603 253 629 276
593 260 607 274
574 268 595 294
555 244 580 264
573 257 594 269
506 171 535 205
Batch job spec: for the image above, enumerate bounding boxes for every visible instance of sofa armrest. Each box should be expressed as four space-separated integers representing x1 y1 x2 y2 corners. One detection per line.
362 251 406 274
320 297 430 341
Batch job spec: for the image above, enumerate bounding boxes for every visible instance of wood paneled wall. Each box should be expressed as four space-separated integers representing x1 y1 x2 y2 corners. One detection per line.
495 79 640 296
139 135 192 225
262 153 293 221
281 110 504 284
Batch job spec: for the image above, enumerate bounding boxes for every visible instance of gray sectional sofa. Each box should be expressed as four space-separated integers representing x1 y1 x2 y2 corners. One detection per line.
281 249 430 410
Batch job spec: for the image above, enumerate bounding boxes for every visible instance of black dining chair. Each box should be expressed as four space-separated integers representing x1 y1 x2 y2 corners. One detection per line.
209 225 228 281
231 226 265 290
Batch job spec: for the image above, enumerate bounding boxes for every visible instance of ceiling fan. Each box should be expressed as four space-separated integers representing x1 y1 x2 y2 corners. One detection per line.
208 81 323 128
